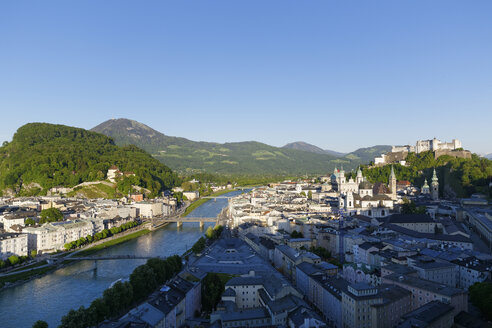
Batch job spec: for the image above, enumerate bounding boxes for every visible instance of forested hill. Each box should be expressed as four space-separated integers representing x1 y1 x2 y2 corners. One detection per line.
0 123 179 197
91 118 356 175
357 151 492 198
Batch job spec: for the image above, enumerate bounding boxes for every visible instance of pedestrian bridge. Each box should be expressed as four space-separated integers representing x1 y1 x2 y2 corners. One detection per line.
62 255 165 262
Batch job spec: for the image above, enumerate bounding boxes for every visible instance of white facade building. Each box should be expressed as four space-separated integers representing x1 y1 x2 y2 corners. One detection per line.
133 202 163 218
0 233 28 259
23 219 93 252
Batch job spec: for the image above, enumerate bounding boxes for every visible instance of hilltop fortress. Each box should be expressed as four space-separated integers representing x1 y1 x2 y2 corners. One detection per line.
392 138 462 154
375 138 471 165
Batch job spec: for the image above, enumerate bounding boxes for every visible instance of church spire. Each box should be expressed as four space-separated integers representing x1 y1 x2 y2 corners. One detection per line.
389 165 397 200
432 168 438 184
431 168 439 200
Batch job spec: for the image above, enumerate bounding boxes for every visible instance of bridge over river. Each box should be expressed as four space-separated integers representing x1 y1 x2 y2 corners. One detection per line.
62 255 166 262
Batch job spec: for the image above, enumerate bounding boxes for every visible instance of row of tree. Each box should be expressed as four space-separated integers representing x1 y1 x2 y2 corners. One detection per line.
56 256 182 328
205 225 223 240
64 221 139 250
191 225 224 255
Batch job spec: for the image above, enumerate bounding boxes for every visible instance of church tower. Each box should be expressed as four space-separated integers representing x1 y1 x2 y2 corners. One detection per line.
422 178 430 194
339 166 346 184
431 168 439 200
356 167 364 185
390 165 397 200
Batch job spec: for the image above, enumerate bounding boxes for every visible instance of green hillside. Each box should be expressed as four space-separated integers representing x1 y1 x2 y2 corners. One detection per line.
91 119 356 175
358 151 492 198
0 123 179 197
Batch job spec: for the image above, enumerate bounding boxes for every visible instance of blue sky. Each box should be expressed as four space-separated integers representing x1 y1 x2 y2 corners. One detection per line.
1 1 491 153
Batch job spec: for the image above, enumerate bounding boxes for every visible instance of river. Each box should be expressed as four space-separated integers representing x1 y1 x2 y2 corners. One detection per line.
0 189 245 328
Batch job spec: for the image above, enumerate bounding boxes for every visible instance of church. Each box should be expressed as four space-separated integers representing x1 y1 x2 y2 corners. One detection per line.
421 168 439 201
337 166 398 218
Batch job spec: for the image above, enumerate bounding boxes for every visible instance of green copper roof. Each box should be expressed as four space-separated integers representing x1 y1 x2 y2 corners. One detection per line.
432 168 438 183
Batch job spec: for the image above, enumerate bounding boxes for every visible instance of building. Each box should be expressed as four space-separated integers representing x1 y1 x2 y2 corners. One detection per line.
308 275 349 328
431 168 439 201
384 214 437 233
23 219 93 252
133 201 163 218
0 233 28 259
341 283 411 328
183 191 199 201
382 273 468 316
397 301 454 328
273 245 321 283
224 276 264 309
107 165 121 183
452 256 492 289
407 257 456 287
422 179 430 194
392 138 462 154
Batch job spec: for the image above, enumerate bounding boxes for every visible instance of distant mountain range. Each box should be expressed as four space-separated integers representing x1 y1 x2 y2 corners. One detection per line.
282 141 392 163
484 153 492 160
282 141 346 157
92 119 391 175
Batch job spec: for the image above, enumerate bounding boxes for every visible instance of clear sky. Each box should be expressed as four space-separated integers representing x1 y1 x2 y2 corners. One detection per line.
1 1 491 153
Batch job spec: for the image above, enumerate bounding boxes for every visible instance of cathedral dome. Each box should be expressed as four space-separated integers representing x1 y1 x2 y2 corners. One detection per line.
359 181 373 190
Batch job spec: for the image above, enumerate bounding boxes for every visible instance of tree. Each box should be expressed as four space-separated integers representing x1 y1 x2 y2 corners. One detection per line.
192 237 206 254
308 190 313 200
309 246 331 260
25 218 36 226
59 306 89 328
205 226 215 239
214 225 224 239
146 258 168 284
103 281 133 317
39 207 63 224
401 198 426 214
290 230 304 238
202 273 225 312
299 191 306 197
32 320 48 328
30 250 37 258
469 282 492 320
87 298 109 325
8 255 20 266
129 264 157 302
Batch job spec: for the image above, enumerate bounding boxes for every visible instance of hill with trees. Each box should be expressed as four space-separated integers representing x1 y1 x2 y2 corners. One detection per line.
356 151 492 198
92 119 374 175
0 123 179 197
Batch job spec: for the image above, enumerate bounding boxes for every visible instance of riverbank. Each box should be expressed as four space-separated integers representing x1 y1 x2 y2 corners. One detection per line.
75 229 151 257
0 227 152 290
0 189 243 328
181 188 236 217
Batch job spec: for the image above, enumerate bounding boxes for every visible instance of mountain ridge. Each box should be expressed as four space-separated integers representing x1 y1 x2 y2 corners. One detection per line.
283 141 346 157
91 119 389 175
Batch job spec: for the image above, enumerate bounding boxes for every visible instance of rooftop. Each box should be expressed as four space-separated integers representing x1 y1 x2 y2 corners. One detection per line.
384 273 466 297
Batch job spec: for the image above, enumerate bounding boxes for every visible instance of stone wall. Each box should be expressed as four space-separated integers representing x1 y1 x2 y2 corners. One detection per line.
434 150 472 160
